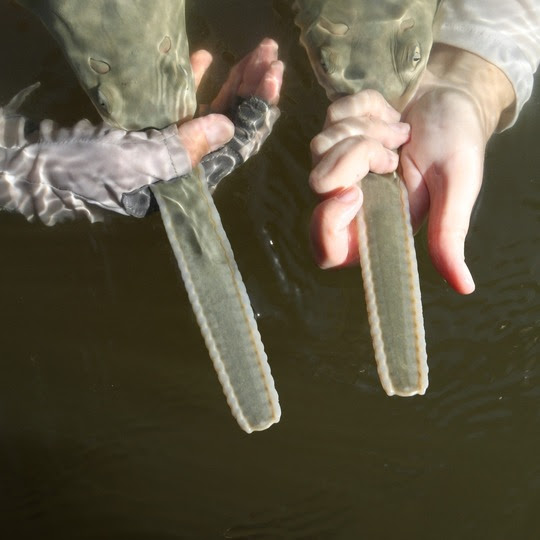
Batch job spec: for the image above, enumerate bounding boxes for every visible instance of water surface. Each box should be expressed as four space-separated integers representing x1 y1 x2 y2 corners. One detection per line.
0 1 539 538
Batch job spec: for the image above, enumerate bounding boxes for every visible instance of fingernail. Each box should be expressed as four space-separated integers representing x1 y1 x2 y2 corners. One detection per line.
260 38 278 51
270 60 285 74
202 116 234 151
336 205 360 230
336 186 360 204
463 265 476 292
335 187 361 229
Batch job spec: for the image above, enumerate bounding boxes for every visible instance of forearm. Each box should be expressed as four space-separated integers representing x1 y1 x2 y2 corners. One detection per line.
421 44 516 137
434 0 540 129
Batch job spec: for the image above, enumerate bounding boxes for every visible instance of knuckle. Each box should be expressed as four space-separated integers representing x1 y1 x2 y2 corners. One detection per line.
308 170 323 192
310 134 324 156
326 103 340 125
350 134 369 152
362 88 383 106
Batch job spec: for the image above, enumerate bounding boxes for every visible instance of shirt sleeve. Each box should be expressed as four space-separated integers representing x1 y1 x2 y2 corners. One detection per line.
0 86 192 226
435 0 540 128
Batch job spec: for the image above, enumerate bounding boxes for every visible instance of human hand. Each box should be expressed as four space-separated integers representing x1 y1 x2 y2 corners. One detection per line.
309 45 515 294
309 90 410 270
177 38 284 167
399 45 515 293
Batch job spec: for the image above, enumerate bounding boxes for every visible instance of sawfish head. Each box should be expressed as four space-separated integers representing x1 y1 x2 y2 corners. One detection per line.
17 0 196 130
294 0 440 110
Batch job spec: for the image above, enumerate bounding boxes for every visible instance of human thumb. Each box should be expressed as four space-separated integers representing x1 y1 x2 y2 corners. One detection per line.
425 146 484 295
177 114 235 167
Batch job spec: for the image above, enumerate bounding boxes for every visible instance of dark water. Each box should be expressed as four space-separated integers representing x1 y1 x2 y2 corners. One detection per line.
0 1 539 538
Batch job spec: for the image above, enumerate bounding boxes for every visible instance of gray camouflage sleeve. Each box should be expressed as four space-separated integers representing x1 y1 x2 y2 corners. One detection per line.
0 84 192 225
435 0 540 129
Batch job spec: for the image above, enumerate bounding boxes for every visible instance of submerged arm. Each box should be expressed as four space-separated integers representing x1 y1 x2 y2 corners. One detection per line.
0 40 283 227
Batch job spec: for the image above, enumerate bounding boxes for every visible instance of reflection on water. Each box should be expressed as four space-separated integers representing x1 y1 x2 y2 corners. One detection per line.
0 1 539 538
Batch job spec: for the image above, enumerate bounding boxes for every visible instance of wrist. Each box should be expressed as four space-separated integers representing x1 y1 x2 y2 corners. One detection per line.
420 44 516 136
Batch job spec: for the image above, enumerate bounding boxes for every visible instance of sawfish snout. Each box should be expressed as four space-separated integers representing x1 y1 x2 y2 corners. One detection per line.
84 37 195 131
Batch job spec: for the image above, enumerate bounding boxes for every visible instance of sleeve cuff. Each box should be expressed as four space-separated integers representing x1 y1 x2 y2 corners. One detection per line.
434 5 538 130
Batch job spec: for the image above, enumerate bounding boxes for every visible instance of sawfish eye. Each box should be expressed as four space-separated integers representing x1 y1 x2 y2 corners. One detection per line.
411 45 421 67
95 86 111 115
319 48 336 74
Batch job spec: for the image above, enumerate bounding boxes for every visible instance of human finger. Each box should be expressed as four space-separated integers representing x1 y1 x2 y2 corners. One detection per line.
425 147 484 294
209 58 250 113
324 89 402 129
177 114 234 167
237 38 280 98
253 60 284 106
398 150 431 232
211 38 279 113
190 49 213 90
311 116 410 164
310 186 362 268
309 136 399 195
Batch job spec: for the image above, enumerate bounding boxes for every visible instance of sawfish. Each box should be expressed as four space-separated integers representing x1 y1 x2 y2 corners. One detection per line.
18 0 281 432
295 0 440 396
